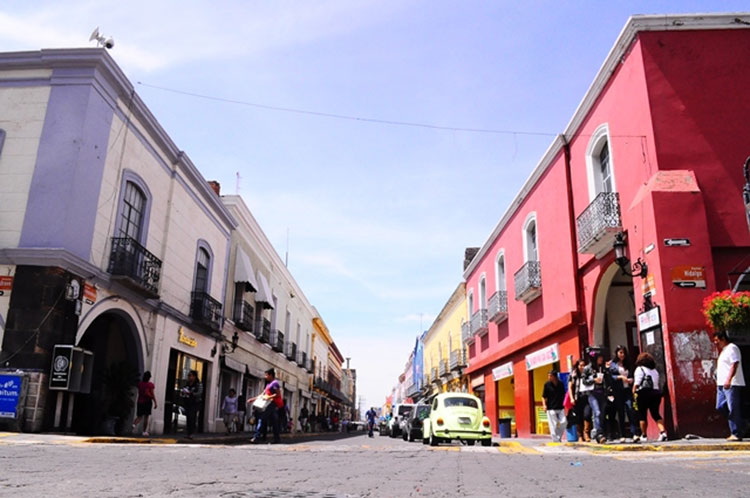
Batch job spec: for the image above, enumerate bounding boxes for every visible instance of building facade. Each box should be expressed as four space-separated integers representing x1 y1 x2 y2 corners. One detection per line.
463 14 750 438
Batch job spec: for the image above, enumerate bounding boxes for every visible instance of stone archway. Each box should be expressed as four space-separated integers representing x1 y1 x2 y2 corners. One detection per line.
72 310 144 435
591 264 638 359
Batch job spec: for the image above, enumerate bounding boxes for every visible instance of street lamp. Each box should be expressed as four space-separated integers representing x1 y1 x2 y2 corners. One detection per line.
613 232 648 279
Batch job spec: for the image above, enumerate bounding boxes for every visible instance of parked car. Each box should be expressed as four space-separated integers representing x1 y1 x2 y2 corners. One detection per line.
402 403 431 442
422 393 492 447
388 403 415 438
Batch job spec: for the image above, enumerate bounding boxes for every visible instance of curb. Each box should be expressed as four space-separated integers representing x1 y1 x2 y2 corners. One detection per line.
83 437 178 444
548 441 750 452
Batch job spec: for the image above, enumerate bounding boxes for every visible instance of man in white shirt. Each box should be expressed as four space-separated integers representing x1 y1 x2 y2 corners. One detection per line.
713 332 746 441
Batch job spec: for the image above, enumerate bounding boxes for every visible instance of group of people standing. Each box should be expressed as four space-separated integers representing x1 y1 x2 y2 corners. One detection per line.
543 347 667 444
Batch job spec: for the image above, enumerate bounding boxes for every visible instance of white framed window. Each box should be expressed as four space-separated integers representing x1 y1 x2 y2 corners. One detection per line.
522 212 538 262
467 289 474 315
193 242 213 293
495 250 506 292
585 123 616 201
479 274 487 310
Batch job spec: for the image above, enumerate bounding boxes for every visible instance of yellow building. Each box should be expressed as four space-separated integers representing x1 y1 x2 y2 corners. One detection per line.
422 283 468 395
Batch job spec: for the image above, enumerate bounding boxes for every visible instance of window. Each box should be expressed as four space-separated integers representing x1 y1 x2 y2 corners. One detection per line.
479 276 487 310
0 129 6 158
585 123 616 200
119 182 146 240
468 291 474 315
523 214 538 262
443 397 478 409
194 248 210 293
495 252 506 292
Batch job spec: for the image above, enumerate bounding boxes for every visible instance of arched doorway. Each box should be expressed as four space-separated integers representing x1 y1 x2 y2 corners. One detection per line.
592 264 639 362
72 310 143 435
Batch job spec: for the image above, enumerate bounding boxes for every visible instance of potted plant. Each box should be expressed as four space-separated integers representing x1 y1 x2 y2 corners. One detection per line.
101 361 140 435
702 290 750 338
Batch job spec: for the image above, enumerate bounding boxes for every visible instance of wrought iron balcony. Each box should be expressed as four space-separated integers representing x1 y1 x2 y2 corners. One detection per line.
271 329 285 352
439 359 450 378
576 192 622 257
190 291 222 331
514 261 542 303
488 290 508 324
233 301 254 332
286 342 297 362
108 237 162 297
431 367 438 382
450 349 466 370
297 350 307 367
462 321 473 344
255 318 271 343
305 358 314 373
470 309 489 336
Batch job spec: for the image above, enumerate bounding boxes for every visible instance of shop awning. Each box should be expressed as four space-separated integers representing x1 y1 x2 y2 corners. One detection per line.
222 356 246 374
470 374 484 388
234 248 259 292
255 271 274 309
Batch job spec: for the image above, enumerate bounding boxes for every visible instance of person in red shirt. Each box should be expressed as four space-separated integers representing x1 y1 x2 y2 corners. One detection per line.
249 368 283 444
132 371 157 436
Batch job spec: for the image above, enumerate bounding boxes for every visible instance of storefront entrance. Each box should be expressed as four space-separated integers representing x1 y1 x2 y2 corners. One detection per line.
163 349 208 434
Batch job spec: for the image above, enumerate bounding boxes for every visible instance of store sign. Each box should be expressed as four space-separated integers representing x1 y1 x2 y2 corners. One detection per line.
50 346 73 390
638 306 661 332
641 274 657 297
671 265 706 288
178 327 197 347
492 361 514 381
525 343 559 371
0 375 22 418
83 283 97 304
0 276 12 297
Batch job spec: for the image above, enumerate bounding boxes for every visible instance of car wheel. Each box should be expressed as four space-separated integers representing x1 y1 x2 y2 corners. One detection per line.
481 438 492 447
422 435 429 445
408 431 414 442
429 432 439 447
402 431 407 441
466 440 475 446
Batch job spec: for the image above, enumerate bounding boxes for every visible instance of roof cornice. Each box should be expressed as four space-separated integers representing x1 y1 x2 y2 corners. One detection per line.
463 12 750 279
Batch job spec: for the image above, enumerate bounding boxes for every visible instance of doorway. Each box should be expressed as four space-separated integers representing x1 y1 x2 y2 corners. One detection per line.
163 349 208 434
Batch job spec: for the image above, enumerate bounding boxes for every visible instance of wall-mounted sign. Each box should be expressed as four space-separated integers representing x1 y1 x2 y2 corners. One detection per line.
638 306 661 332
641 274 657 297
178 327 197 347
671 265 706 288
83 283 97 305
664 238 691 247
0 276 12 297
492 361 514 381
525 343 559 371
0 375 22 418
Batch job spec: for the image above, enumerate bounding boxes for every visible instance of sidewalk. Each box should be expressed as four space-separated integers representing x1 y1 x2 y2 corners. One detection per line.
84 429 365 445
492 435 750 452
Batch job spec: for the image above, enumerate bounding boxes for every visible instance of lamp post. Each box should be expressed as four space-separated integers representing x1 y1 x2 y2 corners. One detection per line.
613 232 648 279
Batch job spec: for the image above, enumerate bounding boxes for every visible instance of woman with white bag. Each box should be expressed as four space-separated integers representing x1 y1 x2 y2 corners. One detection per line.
248 368 283 444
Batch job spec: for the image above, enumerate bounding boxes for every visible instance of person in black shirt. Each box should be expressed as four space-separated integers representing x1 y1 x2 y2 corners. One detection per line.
542 370 567 442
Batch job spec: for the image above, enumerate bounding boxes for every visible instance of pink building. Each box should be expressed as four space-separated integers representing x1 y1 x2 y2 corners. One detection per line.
463 13 750 438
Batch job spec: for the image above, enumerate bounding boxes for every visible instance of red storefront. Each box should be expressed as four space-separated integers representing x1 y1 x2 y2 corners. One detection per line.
464 14 750 438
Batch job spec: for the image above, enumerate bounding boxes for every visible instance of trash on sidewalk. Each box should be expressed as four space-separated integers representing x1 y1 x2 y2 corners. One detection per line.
570 461 582 466
683 434 701 440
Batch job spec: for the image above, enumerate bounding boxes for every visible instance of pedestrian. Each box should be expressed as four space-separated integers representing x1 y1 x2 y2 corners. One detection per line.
713 331 746 441
182 370 203 439
222 388 239 434
237 392 246 432
583 352 610 443
249 368 283 444
542 369 567 442
132 371 157 436
632 352 667 442
569 358 592 442
299 404 309 433
365 407 377 438
609 345 639 442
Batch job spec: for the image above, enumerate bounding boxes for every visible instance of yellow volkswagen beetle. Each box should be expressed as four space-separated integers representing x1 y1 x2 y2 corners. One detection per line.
422 393 492 446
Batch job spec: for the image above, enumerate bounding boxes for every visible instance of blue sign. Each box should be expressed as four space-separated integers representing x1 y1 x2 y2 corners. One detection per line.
0 375 22 419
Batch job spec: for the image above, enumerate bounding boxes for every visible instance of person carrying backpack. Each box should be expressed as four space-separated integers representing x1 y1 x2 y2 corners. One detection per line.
632 352 667 442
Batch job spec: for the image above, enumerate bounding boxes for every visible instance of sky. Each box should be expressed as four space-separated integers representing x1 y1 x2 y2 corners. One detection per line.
1 1 745 412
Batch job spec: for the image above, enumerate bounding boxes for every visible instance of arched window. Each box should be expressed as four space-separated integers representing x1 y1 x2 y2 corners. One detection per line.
586 124 616 200
495 251 506 292
523 214 538 262
194 247 210 293
467 290 474 315
119 181 146 241
479 275 487 310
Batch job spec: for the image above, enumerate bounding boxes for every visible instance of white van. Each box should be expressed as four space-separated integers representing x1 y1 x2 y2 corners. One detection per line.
388 403 415 438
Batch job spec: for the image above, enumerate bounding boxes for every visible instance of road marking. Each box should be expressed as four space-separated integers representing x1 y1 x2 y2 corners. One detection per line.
497 442 541 455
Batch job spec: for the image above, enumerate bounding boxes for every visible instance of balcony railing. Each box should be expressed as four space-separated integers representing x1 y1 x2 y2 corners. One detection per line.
305 358 314 373
271 329 285 352
108 237 162 297
431 367 438 382
514 260 542 303
449 349 466 370
576 192 622 257
462 321 473 344
470 309 489 336
234 301 254 332
488 290 508 324
286 342 297 362
190 291 222 331
297 350 307 367
439 359 450 378
255 318 271 343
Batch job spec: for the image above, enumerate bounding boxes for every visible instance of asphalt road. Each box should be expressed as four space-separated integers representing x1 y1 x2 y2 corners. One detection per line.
2 431 750 497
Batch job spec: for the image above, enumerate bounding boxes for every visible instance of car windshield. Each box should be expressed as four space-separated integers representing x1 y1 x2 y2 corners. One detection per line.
415 406 430 419
443 397 478 409
398 406 413 416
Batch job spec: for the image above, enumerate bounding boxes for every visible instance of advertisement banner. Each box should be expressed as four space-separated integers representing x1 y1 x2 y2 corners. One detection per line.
492 361 514 381
0 374 22 418
525 343 559 371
